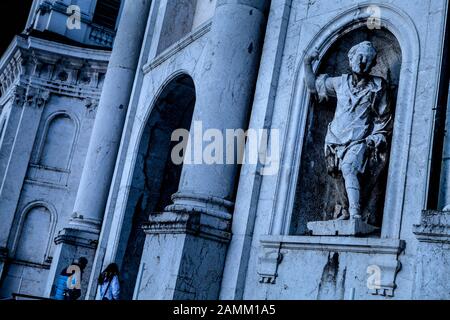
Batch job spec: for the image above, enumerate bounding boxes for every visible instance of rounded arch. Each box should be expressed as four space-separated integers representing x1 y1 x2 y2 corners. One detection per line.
270 3 421 239
12 201 58 264
139 70 196 140
36 110 80 170
112 71 196 299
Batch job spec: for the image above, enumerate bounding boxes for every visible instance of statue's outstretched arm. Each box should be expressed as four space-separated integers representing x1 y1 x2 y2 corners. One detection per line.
304 50 320 94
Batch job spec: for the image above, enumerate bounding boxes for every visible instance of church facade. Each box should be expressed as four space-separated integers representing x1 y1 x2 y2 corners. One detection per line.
0 0 449 300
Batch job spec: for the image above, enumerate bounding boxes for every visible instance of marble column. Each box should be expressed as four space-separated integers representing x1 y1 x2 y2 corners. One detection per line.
71 0 152 231
45 0 152 298
168 0 269 221
136 0 269 300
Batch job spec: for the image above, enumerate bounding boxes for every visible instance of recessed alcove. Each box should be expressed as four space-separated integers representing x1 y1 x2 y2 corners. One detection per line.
116 74 196 299
290 28 402 236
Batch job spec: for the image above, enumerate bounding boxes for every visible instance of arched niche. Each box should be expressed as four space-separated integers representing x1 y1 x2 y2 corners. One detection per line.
14 203 57 264
290 27 402 235
38 113 77 170
115 73 196 299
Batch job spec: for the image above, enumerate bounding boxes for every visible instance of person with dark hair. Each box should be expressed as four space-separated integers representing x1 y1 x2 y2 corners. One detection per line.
98 263 120 300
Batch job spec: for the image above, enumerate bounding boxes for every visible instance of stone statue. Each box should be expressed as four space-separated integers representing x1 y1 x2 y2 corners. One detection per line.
304 41 392 225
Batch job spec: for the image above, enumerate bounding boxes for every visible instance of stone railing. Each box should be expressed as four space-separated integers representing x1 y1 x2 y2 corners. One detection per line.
88 25 116 48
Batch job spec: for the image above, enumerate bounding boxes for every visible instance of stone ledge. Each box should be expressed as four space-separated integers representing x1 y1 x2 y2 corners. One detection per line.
258 235 405 296
260 235 405 255
307 218 379 236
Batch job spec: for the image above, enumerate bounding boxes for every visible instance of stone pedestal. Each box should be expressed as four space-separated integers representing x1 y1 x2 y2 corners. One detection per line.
135 210 231 300
44 228 98 298
307 218 379 236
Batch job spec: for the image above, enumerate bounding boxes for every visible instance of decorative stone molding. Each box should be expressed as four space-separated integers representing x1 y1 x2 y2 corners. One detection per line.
84 97 99 110
0 36 110 105
260 235 405 255
69 213 102 234
258 235 405 296
166 191 234 220
257 244 283 284
143 209 232 244
368 254 402 297
25 86 51 107
12 85 26 106
413 210 450 243
54 227 99 249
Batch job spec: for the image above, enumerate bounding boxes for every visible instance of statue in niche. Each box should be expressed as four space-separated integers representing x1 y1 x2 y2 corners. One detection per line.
303 41 393 230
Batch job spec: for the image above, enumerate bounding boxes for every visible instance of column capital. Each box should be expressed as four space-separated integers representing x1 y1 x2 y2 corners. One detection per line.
25 86 51 108
11 84 26 107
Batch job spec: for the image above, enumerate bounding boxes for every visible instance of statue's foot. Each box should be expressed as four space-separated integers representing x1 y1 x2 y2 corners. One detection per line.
336 209 350 220
349 206 361 220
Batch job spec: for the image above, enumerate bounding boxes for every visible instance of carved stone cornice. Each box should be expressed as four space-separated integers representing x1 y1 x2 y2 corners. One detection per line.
0 36 110 103
84 97 99 110
25 86 51 108
143 210 232 244
54 227 99 249
414 210 450 243
12 85 26 106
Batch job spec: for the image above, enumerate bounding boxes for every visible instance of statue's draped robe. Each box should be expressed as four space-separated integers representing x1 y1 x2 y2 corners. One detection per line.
315 73 392 222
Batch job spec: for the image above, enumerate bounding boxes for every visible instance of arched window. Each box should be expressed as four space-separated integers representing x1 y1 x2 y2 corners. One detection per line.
15 206 51 263
39 114 76 169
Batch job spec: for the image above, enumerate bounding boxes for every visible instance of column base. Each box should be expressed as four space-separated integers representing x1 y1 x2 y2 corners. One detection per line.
69 214 102 233
44 227 99 299
134 207 232 300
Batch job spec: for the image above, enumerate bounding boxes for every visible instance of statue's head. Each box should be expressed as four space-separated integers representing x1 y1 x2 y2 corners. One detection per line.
348 41 377 75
